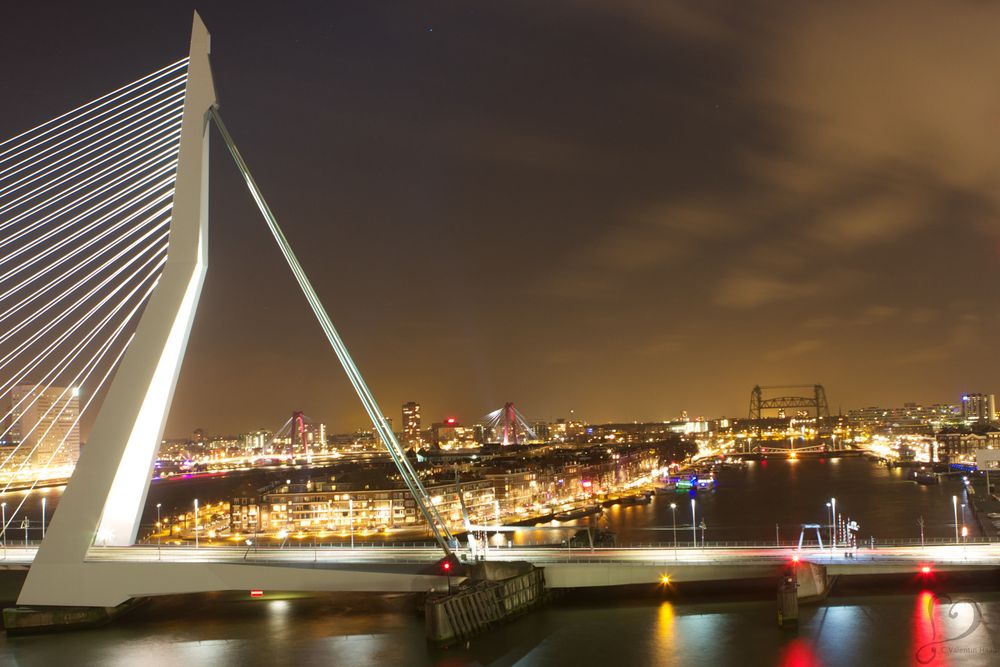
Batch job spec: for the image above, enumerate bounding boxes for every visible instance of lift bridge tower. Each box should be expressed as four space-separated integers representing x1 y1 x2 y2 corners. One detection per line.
749 385 830 421
749 384 830 438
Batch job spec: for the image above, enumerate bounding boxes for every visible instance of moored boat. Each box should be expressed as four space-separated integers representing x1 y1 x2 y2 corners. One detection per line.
554 504 603 521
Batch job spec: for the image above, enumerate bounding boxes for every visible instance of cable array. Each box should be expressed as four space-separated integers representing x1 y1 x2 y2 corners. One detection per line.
0 59 188 533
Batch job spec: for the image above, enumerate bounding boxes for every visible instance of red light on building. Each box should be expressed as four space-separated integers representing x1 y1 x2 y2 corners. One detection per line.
921 565 931 574
442 561 452 571
250 589 264 598
445 417 456 425
791 555 800 563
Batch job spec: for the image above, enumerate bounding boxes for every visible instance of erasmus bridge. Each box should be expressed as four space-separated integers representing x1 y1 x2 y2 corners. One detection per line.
1 15 998 611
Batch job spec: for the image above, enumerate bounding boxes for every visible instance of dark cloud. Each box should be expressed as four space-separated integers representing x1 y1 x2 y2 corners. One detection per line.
2 1 999 433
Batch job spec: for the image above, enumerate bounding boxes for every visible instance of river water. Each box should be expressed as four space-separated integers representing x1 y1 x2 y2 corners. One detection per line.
533 457 979 547
1 589 998 666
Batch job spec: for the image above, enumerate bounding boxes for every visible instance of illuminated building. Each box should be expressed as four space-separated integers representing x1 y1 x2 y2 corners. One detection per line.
402 401 422 451
4 385 80 475
936 427 1000 463
961 393 995 424
432 418 482 449
240 429 273 454
230 494 261 535
847 403 960 434
254 478 495 534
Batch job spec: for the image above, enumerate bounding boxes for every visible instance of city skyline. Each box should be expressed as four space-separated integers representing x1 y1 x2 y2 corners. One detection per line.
158 389 993 442
3 2 999 437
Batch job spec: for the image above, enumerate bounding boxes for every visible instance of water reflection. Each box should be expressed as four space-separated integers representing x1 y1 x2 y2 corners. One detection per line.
2 591 999 666
654 601 675 657
912 591 941 665
778 639 820 667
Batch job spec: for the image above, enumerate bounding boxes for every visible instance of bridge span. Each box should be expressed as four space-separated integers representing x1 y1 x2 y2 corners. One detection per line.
3 543 998 606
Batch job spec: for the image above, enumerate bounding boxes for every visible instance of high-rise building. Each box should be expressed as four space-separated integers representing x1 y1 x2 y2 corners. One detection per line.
6 385 81 475
402 401 422 451
961 393 996 424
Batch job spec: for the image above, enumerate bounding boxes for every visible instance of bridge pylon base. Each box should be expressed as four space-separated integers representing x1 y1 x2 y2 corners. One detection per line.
2 598 146 635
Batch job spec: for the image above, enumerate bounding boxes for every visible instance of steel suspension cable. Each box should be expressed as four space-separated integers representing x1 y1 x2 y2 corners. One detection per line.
0 185 170 305
211 107 456 555
0 215 169 327
0 119 181 234
0 245 168 395
0 83 184 183
0 161 177 274
0 58 187 157
0 226 170 348
0 253 167 452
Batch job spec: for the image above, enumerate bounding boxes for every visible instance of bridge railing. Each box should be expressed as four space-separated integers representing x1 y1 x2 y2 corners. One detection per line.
118 535 1000 552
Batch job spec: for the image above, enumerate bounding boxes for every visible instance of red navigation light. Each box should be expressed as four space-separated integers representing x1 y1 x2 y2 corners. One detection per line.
435 555 458 578
250 589 264 598
446 417 456 425
920 565 932 574
791 555 800 563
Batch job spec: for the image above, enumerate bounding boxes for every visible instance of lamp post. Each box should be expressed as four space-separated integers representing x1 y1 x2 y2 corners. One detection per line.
826 502 832 551
156 503 162 560
953 495 959 544
690 498 696 547
349 496 354 549
41 497 46 539
194 498 199 549
669 502 678 561
670 502 677 548
831 497 837 550
1 502 6 560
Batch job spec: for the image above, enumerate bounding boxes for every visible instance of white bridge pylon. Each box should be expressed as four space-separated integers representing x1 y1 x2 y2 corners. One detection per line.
18 13 449 608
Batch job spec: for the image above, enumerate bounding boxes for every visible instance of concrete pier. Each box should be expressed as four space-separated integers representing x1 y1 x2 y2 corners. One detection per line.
425 561 546 645
796 561 831 602
3 599 145 634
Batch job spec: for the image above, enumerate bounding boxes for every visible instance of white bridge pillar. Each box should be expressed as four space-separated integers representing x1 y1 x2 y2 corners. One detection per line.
17 12 216 607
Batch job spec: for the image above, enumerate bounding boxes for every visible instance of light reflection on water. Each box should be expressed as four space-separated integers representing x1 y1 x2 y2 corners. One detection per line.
0 591 998 666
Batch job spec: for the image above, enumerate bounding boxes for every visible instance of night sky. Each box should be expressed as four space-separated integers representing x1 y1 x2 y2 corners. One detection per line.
2 2 999 436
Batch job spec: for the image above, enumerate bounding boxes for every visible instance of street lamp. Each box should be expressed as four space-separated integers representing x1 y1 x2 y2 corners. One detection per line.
826 502 832 551
156 503 162 560
953 495 959 544
690 498 696 547
831 497 837 550
194 498 199 549
670 502 677 551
